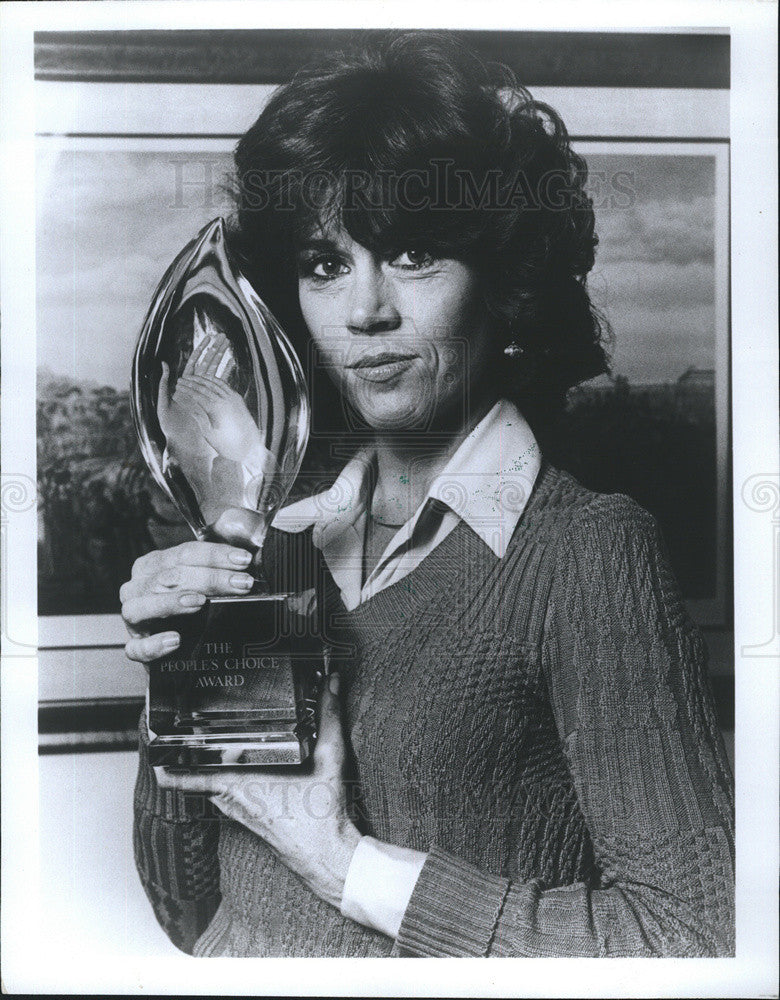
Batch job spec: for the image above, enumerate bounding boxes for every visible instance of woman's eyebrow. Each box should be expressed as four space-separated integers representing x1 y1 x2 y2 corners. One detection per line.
296 237 342 253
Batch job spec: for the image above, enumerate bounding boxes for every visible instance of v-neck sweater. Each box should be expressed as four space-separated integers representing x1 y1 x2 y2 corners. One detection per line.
133 463 734 957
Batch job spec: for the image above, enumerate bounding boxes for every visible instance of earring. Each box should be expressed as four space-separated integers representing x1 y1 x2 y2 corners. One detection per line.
504 340 524 359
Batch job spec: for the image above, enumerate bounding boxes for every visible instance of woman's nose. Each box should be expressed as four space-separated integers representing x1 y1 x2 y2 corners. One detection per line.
346 265 401 334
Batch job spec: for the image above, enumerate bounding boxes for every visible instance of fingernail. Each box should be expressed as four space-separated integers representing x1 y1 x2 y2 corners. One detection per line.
329 673 340 695
161 632 180 650
230 573 253 591
229 549 252 566
180 592 206 607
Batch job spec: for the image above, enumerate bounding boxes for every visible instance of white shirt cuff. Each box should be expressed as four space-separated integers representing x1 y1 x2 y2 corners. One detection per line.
340 836 428 939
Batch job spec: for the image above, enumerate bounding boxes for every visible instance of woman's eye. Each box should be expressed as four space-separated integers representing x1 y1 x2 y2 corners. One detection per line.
391 249 436 270
298 256 349 281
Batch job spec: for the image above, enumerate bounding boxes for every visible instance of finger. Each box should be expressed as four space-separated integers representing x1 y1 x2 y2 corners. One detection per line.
177 378 219 405
209 790 237 818
205 338 230 376
153 766 223 794
182 333 210 378
139 564 254 599
122 616 145 640
122 590 206 628
186 337 215 377
120 576 142 605
157 361 171 413
125 631 181 664
214 349 235 382
193 335 224 374
208 787 256 823
182 373 221 389
126 572 253 621
187 374 230 398
314 673 345 776
131 541 253 579
146 564 255 597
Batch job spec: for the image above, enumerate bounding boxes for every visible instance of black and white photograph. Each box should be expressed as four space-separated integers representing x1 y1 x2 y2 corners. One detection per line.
1 2 777 996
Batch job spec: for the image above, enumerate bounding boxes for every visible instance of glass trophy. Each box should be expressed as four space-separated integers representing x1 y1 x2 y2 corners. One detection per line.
132 217 321 767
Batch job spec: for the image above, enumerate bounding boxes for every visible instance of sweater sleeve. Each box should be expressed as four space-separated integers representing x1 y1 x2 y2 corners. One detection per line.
396 495 735 957
133 714 222 954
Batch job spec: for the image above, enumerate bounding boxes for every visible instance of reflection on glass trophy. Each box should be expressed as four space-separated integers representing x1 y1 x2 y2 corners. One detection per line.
132 218 321 766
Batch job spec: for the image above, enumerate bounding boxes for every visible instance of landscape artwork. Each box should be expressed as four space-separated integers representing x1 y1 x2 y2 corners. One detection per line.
36 142 728 620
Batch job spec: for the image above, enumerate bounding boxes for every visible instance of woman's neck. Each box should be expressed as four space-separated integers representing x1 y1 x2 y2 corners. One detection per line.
369 395 498 525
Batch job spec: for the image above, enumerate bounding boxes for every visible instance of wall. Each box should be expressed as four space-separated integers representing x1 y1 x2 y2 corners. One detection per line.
39 750 178 957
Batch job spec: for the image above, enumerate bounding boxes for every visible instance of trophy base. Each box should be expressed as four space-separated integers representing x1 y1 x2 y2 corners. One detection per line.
148 735 315 768
147 591 322 768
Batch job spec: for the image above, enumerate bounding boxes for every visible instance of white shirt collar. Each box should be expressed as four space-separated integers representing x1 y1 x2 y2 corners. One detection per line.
424 398 540 557
272 398 540 560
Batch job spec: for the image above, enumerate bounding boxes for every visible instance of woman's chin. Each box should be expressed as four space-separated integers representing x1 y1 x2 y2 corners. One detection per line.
353 399 433 433
342 379 432 432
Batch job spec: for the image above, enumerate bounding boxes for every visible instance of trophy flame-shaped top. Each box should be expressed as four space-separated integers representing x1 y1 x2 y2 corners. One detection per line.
132 218 310 553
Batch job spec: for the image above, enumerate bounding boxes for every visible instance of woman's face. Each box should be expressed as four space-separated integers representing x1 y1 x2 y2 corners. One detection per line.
297 225 496 432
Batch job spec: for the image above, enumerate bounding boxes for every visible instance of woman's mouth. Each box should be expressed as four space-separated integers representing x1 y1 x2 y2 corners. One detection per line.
347 352 418 383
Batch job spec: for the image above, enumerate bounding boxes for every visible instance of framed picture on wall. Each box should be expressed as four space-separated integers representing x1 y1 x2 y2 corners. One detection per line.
36 136 731 645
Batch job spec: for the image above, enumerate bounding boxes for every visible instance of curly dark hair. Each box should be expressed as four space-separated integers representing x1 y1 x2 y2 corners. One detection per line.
229 31 610 447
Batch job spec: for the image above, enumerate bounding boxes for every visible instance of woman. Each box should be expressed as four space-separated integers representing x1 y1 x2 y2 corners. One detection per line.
123 33 734 957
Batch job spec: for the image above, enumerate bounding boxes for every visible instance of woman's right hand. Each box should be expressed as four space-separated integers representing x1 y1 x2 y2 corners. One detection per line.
120 540 255 665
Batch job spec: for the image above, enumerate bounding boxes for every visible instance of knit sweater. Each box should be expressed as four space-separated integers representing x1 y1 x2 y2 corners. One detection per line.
133 462 735 957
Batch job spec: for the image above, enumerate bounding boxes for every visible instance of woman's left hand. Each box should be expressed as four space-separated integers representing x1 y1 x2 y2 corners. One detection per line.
154 674 362 910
